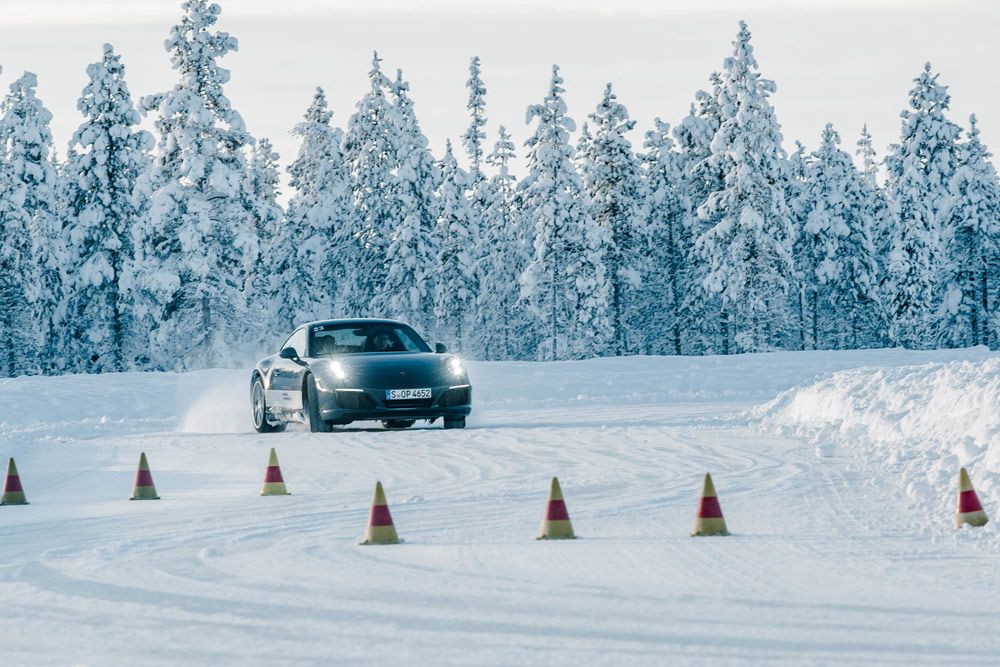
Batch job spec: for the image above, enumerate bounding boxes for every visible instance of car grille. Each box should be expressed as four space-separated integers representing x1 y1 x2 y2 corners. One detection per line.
334 390 376 410
384 398 434 409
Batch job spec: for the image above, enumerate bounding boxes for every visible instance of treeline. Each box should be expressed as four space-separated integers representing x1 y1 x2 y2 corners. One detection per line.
1 3 999 376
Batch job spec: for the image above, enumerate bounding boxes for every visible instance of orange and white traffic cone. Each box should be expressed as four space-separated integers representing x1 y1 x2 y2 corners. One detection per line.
956 467 989 528
260 448 290 496
360 481 400 544
691 473 729 536
538 476 575 539
129 452 160 500
1 457 28 505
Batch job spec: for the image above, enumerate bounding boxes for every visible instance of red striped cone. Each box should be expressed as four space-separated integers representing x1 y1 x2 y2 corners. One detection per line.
360 481 400 545
260 448 290 496
1 457 28 505
538 476 575 540
692 473 729 536
956 467 989 528
129 452 160 500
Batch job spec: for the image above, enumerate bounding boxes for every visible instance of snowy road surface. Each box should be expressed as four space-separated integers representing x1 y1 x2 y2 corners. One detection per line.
2 350 1000 665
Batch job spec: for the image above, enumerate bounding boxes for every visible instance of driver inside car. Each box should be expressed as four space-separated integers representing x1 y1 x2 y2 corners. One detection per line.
366 331 398 352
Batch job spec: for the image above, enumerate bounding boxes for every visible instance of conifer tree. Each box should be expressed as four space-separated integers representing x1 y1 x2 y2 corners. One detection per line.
0 141 40 376
694 22 795 353
342 52 397 317
474 125 527 359
939 114 1000 347
578 83 645 354
378 69 440 333
641 118 687 355
673 73 723 353
786 140 811 349
62 45 152 373
856 124 891 285
433 141 476 349
128 0 257 370
797 123 882 349
269 88 347 332
884 63 962 348
520 65 611 360
0 71 64 371
244 136 284 340
462 56 487 182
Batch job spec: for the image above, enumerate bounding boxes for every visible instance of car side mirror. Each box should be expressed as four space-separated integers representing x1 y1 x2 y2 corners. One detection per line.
279 347 299 360
435 343 448 354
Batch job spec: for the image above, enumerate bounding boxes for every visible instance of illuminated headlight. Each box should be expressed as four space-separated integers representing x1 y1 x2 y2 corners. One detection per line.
328 360 347 381
448 357 465 377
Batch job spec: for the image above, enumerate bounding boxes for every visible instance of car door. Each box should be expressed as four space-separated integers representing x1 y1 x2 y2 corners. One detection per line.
267 327 308 412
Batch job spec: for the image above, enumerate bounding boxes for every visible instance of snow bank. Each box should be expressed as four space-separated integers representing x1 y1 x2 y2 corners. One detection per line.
756 357 1000 542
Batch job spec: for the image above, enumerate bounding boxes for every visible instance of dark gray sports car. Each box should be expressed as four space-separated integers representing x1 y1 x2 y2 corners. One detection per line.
251 319 472 432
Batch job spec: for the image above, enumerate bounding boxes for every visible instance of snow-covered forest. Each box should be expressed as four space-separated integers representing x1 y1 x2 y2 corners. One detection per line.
1 1 999 375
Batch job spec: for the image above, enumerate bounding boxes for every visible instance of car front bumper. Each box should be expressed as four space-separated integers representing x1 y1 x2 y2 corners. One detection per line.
317 384 472 424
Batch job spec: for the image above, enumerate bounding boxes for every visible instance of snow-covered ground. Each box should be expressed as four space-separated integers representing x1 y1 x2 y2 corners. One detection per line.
2 349 1000 664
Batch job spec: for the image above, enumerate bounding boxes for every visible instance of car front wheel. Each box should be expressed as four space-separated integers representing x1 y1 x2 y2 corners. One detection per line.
305 375 332 433
443 417 466 430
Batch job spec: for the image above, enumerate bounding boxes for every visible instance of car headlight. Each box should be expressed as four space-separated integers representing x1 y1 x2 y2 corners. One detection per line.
448 357 465 378
328 360 348 381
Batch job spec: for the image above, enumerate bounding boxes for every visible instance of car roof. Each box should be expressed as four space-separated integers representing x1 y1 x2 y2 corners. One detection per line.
301 318 411 329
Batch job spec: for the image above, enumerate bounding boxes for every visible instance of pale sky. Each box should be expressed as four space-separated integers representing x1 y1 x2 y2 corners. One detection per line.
0 0 996 189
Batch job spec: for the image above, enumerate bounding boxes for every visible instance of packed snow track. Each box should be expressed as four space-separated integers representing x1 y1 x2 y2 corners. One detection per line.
2 350 1000 665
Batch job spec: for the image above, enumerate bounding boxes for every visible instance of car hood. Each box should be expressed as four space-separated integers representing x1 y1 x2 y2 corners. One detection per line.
314 352 460 388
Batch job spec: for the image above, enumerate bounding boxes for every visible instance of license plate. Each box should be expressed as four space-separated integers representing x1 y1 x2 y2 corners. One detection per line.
386 388 431 400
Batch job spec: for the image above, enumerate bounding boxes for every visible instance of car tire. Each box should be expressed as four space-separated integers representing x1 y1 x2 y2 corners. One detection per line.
304 375 332 433
382 419 415 430
443 417 466 430
251 376 281 433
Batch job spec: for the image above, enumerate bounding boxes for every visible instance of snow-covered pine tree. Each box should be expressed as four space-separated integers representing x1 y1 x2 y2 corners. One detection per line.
462 56 487 182
474 125 529 359
694 22 795 353
433 141 477 350
0 72 64 372
786 140 811 349
458 57 491 328
127 0 257 370
520 65 611 360
883 63 962 348
640 118 688 355
796 123 882 349
856 124 891 296
62 44 153 373
244 136 285 343
342 52 397 318
938 114 1000 348
578 83 645 355
856 124 879 188
672 73 723 353
268 87 348 335
377 69 440 334
0 135 42 376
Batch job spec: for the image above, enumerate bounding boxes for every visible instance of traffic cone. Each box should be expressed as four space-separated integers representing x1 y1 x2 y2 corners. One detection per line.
360 481 400 544
956 467 989 528
260 448 290 496
538 476 575 539
129 452 160 500
691 473 729 536
1 458 28 505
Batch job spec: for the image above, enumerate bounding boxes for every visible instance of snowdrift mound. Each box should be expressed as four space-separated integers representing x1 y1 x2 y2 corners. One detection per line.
756 357 1000 542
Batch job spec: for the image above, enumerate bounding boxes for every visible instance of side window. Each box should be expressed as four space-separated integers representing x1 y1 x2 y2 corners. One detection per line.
291 329 308 357
280 329 307 356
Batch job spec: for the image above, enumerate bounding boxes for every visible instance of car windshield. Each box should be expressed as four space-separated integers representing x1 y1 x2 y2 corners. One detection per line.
308 322 431 356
